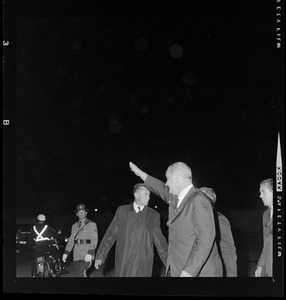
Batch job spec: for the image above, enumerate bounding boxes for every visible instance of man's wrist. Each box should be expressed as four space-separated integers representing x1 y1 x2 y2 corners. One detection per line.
142 172 148 181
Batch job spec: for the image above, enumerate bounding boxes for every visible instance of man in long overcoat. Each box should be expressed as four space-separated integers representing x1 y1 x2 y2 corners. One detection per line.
94 183 168 277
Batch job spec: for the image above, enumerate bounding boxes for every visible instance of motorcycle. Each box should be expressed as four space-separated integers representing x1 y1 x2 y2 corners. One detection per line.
31 239 63 278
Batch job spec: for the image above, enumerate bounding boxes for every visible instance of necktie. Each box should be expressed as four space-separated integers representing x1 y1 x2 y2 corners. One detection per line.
137 206 141 213
79 220 84 228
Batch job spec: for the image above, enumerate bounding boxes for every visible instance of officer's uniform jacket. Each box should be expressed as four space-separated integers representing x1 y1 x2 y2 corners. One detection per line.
64 218 98 261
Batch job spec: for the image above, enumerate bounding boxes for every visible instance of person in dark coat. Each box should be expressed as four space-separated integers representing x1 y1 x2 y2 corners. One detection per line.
255 178 273 277
199 187 237 277
94 183 168 277
129 161 223 277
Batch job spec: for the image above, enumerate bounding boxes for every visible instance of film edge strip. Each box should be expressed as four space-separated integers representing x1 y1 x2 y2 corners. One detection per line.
274 132 283 283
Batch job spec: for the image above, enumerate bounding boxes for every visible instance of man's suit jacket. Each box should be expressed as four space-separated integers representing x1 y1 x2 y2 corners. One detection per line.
216 211 237 277
257 207 273 277
145 176 223 277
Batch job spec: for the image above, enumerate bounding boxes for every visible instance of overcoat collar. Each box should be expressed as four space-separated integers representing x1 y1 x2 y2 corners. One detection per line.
266 208 273 227
129 202 146 214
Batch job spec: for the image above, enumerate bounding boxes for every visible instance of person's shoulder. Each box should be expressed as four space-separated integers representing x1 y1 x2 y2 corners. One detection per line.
262 208 271 217
192 187 206 197
117 204 131 211
108 204 130 217
191 188 209 199
86 219 98 228
217 212 230 225
71 221 78 227
86 218 95 224
191 188 213 205
146 206 159 216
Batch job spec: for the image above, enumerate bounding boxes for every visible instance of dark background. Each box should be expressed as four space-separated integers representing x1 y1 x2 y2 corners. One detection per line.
12 1 282 218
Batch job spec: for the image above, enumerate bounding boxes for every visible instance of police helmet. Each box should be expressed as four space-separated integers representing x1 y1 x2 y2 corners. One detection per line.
37 214 46 222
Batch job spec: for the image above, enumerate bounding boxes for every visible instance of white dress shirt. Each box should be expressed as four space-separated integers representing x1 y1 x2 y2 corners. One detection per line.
177 184 193 208
133 202 144 213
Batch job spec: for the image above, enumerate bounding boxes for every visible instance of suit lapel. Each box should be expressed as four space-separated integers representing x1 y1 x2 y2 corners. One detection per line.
266 208 273 227
267 218 273 228
167 186 195 225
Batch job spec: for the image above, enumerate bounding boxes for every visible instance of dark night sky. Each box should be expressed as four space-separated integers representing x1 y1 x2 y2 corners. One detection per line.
7 0 282 216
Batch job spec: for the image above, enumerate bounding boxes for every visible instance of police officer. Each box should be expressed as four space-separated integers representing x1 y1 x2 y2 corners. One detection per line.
29 214 59 255
28 214 61 274
62 204 98 277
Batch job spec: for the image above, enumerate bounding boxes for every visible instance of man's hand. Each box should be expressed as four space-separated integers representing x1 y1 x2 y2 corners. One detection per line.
94 259 103 269
84 254 93 262
129 162 148 181
62 254 68 263
255 266 262 277
180 270 192 277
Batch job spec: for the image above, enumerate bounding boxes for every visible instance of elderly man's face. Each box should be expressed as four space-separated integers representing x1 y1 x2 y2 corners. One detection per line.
165 170 179 196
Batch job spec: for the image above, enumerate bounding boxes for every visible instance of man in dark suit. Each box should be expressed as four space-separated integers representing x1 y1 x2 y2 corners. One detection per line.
199 187 237 277
255 178 273 277
129 161 223 277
